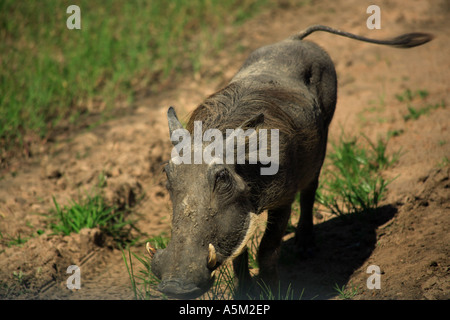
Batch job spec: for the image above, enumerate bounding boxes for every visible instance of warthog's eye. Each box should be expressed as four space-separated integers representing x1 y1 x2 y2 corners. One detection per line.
215 169 227 182
215 169 229 184
214 169 232 193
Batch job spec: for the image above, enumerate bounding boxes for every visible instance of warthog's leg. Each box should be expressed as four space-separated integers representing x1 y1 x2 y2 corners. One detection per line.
257 204 291 291
295 177 318 257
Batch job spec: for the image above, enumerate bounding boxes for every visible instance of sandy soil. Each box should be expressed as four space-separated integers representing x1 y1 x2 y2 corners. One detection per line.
0 0 448 300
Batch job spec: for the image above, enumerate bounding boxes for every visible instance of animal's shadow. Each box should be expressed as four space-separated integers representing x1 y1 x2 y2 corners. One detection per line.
278 205 397 299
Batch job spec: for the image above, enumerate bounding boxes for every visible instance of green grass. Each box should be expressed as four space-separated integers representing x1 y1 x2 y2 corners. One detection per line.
315 132 399 216
334 282 359 300
0 231 29 248
1 0 269 154
122 248 162 300
403 101 446 121
394 89 446 121
49 174 138 245
437 156 449 168
50 192 136 245
122 233 173 300
395 88 429 102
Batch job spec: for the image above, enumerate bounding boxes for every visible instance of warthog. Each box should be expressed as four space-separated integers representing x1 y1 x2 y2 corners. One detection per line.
147 25 432 299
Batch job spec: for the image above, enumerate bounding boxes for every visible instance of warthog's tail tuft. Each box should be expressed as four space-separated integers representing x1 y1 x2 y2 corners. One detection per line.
291 25 434 48
388 32 434 48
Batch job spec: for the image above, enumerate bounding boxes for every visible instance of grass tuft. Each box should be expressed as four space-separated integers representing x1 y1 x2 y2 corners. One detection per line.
315 132 399 216
334 282 359 300
50 175 138 245
403 101 446 121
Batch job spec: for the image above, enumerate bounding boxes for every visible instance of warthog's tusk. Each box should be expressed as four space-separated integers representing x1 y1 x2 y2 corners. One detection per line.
146 242 156 258
207 243 217 269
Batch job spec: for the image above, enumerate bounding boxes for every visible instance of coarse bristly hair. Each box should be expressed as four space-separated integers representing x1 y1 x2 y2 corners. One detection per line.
187 82 303 133
186 82 320 212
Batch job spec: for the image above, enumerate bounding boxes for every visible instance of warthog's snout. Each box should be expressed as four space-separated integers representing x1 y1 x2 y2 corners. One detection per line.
158 279 200 297
147 242 217 299
157 279 208 299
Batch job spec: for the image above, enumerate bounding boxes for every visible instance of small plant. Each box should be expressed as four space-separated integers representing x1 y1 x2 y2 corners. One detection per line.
50 193 136 245
387 129 404 138
394 89 446 122
51 194 107 234
395 88 428 102
403 101 446 121
122 234 172 300
437 156 449 168
0 271 30 298
0 231 29 248
362 134 401 170
253 281 303 300
315 132 398 216
334 282 359 299
203 262 237 300
122 249 162 300
8 233 28 247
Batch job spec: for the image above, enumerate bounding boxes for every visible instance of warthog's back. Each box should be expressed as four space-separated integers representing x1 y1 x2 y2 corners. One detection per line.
231 39 337 128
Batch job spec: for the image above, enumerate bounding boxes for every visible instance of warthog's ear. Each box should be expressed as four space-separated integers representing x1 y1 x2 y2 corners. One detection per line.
239 113 264 130
167 106 184 137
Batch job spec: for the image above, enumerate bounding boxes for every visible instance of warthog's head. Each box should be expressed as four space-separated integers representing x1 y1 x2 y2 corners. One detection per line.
149 107 263 299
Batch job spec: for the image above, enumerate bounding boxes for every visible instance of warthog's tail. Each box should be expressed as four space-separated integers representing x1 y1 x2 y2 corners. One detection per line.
291 24 433 48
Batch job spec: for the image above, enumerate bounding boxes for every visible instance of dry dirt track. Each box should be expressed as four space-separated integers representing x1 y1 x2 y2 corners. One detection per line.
0 0 449 300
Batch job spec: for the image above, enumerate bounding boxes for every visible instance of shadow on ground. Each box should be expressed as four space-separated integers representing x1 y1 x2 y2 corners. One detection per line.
279 205 398 299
